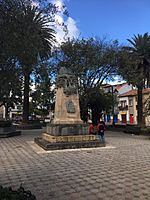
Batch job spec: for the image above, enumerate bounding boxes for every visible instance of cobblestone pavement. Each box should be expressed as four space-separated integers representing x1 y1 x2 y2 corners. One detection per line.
0 129 150 200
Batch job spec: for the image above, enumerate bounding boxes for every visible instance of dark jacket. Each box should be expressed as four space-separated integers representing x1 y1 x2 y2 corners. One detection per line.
97 121 106 134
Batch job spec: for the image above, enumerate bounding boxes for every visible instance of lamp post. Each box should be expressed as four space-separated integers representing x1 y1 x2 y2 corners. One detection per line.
111 86 118 126
87 104 92 121
111 86 115 126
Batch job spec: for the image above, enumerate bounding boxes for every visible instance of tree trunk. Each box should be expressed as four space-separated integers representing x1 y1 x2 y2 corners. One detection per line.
137 85 145 127
4 103 9 120
22 71 30 123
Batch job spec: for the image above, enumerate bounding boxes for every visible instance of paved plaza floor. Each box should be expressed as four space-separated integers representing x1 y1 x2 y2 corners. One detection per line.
0 129 150 200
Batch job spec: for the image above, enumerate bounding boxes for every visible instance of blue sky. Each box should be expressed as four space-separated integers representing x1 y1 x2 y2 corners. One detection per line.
48 0 149 83
64 0 150 45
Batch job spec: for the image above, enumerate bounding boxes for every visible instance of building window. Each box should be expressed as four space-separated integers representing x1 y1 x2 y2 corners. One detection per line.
17 105 22 110
120 100 127 108
129 99 133 107
135 96 138 102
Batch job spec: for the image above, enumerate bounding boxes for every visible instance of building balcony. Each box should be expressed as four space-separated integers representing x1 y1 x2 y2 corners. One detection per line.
10 109 22 113
118 105 128 111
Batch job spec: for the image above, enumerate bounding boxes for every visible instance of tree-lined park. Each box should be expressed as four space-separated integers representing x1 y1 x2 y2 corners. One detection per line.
0 0 150 127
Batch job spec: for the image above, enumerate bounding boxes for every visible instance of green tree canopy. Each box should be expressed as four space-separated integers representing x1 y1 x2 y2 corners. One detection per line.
0 0 57 122
0 60 22 119
31 63 55 118
53 37 119 121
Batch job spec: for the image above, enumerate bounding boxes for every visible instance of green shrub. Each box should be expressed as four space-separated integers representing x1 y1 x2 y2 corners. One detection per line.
0 185 36 200
0 121 12 127
16 119 43 129
141 127 150 135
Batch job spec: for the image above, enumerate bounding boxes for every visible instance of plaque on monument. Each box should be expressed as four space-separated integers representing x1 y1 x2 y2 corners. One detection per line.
66 99 75 113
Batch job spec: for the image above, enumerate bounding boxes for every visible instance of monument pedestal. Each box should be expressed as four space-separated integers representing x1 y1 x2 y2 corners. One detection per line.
34 133 105 150
34 123 106 150
46 123 88 136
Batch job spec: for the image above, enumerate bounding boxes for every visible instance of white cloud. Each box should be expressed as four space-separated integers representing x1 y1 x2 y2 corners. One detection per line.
31 0 80 44
51 0 80 44
31 0 40 7
51 0 64 11
65 17 79 39
55 15 64 24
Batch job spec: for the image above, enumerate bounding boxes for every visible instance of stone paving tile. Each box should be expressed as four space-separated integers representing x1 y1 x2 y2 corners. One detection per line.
0 130 150 199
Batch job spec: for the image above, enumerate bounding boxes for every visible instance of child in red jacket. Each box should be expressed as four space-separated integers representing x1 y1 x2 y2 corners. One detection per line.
88 120 95 134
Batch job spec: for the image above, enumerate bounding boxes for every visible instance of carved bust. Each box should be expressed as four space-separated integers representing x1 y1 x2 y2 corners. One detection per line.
56 67 78 96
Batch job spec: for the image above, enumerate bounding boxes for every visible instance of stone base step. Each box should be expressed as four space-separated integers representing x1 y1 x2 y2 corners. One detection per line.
42 133 96 143
34 137 105 150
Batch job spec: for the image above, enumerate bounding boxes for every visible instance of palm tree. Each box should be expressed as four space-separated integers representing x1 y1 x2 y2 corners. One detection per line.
2 0 56 123
127 33 150 126
127 33 150 88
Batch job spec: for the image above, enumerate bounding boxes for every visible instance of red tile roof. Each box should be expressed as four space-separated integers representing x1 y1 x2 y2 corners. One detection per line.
115 83 128 90
102 82 127 89
120 88 150 97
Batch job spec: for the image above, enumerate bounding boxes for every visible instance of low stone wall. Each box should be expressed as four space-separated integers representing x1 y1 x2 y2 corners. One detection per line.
0 127 21 138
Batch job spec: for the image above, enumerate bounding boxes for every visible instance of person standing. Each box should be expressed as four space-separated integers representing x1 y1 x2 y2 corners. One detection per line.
97 118 106 142
88 120 95 134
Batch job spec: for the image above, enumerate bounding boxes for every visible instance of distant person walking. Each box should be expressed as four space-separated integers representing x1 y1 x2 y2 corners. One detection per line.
88 120 95 135
97 118 106 142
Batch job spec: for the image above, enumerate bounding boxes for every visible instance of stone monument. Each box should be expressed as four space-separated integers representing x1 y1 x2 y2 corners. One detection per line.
35 67 105 150
53 67 82 125
46 67 87 136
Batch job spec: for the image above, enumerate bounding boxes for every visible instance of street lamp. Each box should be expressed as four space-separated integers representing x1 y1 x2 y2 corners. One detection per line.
110 86 118 126
88 104 92 121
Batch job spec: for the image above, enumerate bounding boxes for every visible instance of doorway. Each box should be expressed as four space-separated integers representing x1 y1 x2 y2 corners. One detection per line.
121 114 127 123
